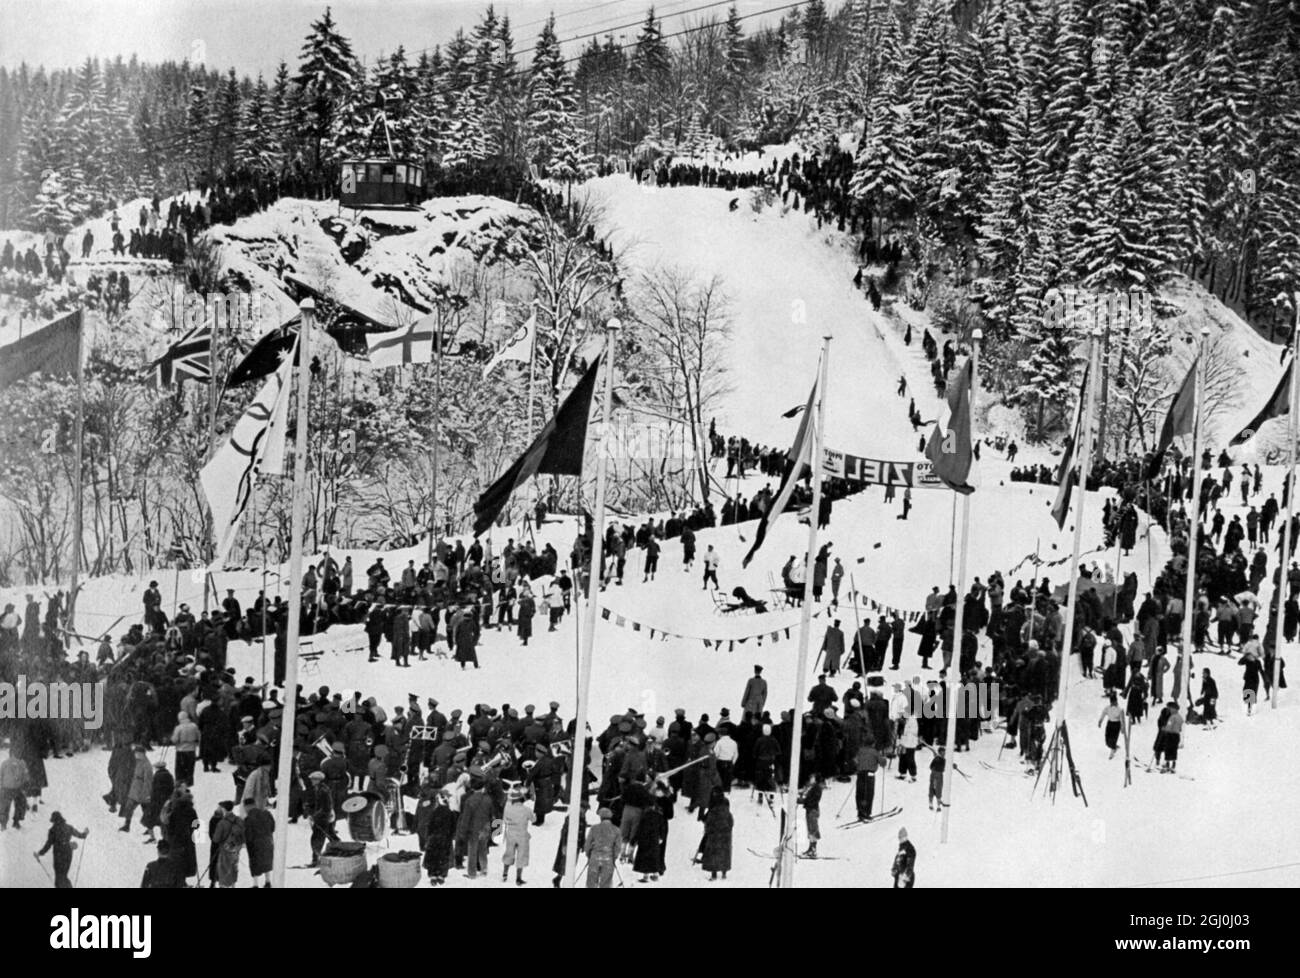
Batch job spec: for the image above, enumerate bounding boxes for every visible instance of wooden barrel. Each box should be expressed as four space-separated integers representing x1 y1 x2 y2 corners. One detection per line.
342 791 387 843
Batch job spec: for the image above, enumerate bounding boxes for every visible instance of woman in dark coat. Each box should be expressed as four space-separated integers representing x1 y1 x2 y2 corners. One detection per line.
699 791 733 880
422 793 457 885
166 787 199 880
517 590 535 646
242 800 275 882
198 701 230 771
142 761 174 841
632 802 666 880
528 748 558 824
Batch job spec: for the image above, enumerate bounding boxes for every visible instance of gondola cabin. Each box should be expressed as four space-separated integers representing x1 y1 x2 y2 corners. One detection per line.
339 159 426 209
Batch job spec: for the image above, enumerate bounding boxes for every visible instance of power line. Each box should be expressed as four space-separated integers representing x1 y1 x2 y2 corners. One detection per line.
514 0 640 33
138 0 809 158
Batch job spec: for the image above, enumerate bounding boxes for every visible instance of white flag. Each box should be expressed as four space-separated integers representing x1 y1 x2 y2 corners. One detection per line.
200 350 295 568
258 337 297 477
364 314 435 368
482 313 536 379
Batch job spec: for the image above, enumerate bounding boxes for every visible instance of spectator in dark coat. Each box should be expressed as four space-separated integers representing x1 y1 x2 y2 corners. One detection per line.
422 791 457 885
699 790 733 880
165 787 199 882
242 797 275 886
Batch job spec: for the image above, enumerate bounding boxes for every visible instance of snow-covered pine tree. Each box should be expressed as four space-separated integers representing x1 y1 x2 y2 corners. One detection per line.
849 2 914 231
628 8 672 144
526 15 590 181
210 67 242 175
295 5 359 173
237 74 280 174
30 168 77 234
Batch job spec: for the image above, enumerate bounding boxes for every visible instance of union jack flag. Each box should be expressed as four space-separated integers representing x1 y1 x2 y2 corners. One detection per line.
154 323 212 388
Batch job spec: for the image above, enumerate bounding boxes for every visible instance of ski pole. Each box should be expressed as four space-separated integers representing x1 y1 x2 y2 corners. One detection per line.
33 851 53 883
73 836 88 887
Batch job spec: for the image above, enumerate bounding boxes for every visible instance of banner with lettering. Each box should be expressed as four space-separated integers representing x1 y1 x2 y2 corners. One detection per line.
820 447 946 489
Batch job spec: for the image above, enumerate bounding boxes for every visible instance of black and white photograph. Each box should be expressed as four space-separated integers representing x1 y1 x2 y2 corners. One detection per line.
0 0 1294 937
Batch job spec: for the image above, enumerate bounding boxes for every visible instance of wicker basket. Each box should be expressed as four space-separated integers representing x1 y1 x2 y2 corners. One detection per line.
377 851 422 889
319 842 368 887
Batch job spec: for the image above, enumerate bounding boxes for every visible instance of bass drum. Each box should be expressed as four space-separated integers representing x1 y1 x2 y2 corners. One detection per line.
341 791 387 843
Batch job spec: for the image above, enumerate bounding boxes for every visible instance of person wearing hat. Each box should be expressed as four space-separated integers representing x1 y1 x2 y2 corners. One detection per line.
422 789 457 885
243 754 274 811
500 787 534 885
141 756 174 845
457 782 495 879
210 800 244 888
698 786 733 880
243 796 275 887
164 785 200 885
742 665 767 720
36 811 88 888
302 770 337 867
120 744 153 834
584 807 621 888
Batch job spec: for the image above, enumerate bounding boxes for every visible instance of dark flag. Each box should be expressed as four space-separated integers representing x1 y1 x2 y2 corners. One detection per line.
1144 357 1197 479
227 322 297 387
0 309 82 388
472 354 603 536
924 358 975 494
1230 358 1291 446
152 323 213 388
1051 363 1091 529
742 380 817 568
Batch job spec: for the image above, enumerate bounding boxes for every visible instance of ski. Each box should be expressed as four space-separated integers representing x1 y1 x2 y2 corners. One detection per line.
978 760 1032 777
837 805 902 828
748 848 843 861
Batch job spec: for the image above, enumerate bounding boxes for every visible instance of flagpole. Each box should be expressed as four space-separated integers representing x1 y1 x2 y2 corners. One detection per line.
1052 329 1102 728
940 329 980 843
204 307 221 616
1271 300 1299 709
272 297 314 889
1177 327 1210 706
68 308 85 639
780 333 830 886
564 317 620 887
428 313 443 569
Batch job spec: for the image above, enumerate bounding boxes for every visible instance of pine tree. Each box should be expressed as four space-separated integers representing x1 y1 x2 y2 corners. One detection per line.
296 6 359 172
526 15 590 180
850 2 913 226
30 168 76 233
237 74 279 174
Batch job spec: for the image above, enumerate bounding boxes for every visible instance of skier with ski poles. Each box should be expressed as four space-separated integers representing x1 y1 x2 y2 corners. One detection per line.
34 811 88 888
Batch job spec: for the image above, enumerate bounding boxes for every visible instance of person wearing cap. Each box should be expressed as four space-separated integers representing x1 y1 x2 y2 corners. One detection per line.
142 757 174 844
35 811 89 888
742 665 767 720
210 801 244 888
302 770 338 867
584 807 621 887
799 772 824 857
892 827 916 888
808 673 837 717
457 782 495 879
243 796 275 887
500 788 533 885
243 754 274 811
